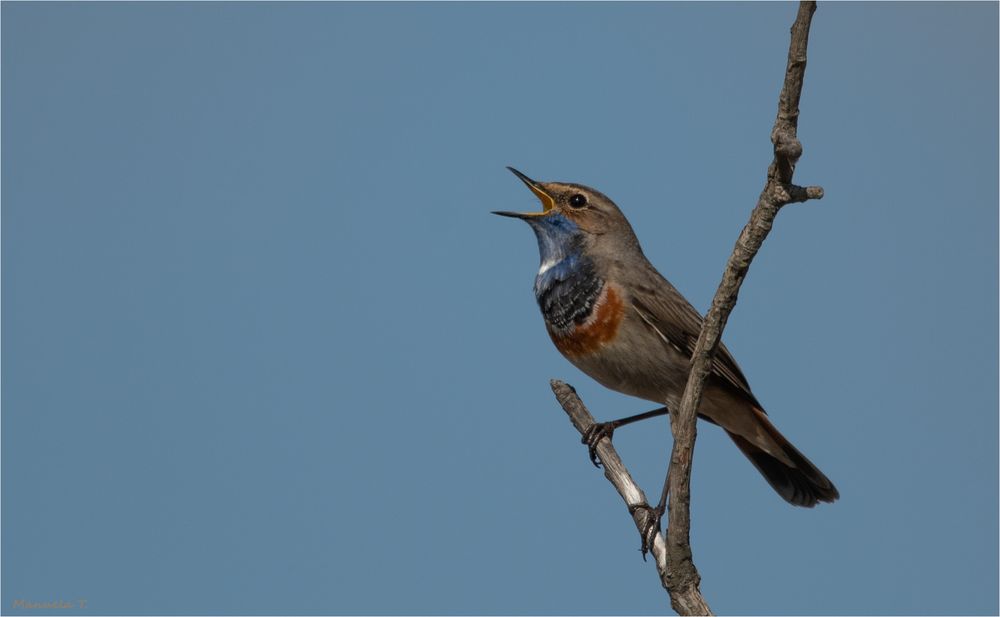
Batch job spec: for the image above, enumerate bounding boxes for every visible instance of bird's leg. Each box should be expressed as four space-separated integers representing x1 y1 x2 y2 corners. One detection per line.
628 501 665 559
629 429 683 557
623 475 671 559
582 404 672 556
644 468 672 557
581 405 670 467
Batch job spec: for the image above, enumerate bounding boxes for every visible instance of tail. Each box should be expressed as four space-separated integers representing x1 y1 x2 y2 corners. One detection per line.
726 407 839 507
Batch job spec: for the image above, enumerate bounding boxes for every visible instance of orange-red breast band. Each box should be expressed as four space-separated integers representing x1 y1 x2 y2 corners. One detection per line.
549 286 625 357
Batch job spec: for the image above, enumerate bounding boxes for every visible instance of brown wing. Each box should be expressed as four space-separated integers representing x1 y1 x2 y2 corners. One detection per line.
629 269 762 408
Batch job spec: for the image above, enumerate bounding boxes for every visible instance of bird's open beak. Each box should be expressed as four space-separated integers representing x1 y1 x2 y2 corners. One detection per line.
493 167 556 219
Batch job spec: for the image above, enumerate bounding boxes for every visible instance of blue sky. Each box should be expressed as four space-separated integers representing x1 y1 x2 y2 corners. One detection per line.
3 2 997 615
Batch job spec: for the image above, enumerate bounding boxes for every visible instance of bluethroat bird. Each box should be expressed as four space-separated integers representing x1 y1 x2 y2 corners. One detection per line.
495 167 838 508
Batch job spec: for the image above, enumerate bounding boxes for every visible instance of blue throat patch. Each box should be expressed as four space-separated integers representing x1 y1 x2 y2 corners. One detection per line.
526 214 604 332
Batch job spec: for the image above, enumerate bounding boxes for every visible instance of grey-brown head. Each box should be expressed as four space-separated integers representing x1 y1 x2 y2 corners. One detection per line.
493 167 643 270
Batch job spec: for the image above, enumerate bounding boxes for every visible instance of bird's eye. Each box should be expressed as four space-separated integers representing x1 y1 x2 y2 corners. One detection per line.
568 193 587 208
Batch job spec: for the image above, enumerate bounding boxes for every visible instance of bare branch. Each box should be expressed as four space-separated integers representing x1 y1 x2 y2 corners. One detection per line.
547 3 822 615
550 380 712 615
550 380 669 570
665 2 822 613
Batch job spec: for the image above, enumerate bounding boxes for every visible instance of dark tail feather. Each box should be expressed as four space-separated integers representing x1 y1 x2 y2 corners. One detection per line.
726 409 839 507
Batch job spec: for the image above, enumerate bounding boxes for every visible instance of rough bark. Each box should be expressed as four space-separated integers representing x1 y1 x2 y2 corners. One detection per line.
664 3 822 614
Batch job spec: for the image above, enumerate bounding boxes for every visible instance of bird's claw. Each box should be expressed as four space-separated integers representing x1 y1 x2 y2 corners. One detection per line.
581 422 615 467
629 503 664 559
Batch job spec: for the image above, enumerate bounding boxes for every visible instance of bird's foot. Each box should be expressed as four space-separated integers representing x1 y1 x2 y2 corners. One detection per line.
628 503 664 560
581 422 616 467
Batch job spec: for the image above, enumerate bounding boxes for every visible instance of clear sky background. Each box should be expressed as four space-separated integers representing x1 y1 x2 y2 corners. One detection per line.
3 2 997 615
